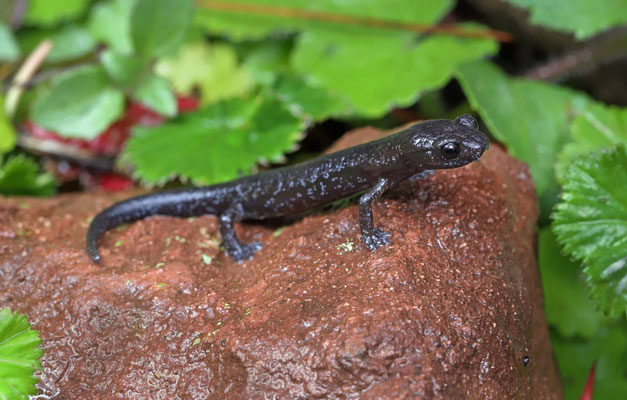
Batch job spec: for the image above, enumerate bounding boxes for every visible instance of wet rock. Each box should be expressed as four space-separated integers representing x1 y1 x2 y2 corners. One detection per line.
0 126 561 399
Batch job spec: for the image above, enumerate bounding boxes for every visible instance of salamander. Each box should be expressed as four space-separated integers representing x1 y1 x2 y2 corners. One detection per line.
87 114 489 263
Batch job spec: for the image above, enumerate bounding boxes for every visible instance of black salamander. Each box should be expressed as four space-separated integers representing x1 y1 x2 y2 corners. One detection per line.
87 114 489 262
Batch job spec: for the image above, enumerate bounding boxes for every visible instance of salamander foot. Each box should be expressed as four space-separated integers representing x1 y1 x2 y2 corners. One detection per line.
227 241 263 262
362 228 391 250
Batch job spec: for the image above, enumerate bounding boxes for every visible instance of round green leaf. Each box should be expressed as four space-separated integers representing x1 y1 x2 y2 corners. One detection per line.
457 61 591 199
553 145 627 317
18 25 96 64
89 0 136 54
130 0 193 58
31 65 125 139
132 74 177 117
503 0 627 39
538 228 610 338
25 0 90 27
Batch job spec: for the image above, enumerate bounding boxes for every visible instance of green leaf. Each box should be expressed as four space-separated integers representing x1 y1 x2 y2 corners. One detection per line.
130 0 193 58
197 0 454 40
457 61 590 199
0 96 17 154
539 228 610 338
18 24 96 63
25 0 90 27
89 0 136 54
240 38 293 86
31 65 125 139
273 74 350 120
503 0 627 39
124 96 305 185
295 27 496 116
131 74 177 117
0 308 43 399
100 49 146 86
553 145 627 317
551 322 627 400
0 155 56 196
196 1 496 117
0 22 19 61
557 103 627 182
155 42 253 106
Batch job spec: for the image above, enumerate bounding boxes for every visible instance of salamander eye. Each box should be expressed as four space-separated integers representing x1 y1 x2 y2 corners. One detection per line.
441 142 460 159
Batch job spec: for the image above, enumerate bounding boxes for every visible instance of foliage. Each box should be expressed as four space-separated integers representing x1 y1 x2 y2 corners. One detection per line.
197 0 497 116
18 24 95 64
0 97 16 153
0 155 56 196
538 228 610 338
0 22 19 61
552 322 627 400
124 95 305 185
457 61 590 210
1 0 627 397
503 0 627 39
553 145 627 318
31 65 126 138
0 309 43 400
557 104 627 182
155 42 254 106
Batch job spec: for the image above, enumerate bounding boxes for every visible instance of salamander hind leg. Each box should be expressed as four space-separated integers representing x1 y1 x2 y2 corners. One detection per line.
218 206 263 262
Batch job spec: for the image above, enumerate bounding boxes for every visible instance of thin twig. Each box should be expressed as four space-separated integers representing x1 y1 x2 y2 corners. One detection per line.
524 26 627 81
4 40 53 118
196 0 513 42
10 0 29 29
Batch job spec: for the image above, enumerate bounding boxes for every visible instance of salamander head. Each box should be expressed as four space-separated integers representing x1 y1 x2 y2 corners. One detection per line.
407 114 489 170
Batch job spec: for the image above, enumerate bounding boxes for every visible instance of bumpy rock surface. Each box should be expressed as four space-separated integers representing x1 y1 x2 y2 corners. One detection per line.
0 126 562 399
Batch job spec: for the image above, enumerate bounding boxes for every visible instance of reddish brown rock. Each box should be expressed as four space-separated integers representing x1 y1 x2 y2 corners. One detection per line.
0 126 562 399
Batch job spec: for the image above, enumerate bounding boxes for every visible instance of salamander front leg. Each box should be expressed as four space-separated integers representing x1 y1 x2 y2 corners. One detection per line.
359 178 393 250
218 206 263 262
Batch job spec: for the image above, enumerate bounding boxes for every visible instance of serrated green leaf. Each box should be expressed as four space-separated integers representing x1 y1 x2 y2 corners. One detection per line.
0 155 56 196
131 0 193 58
132 74 176 117
503 0 627 39
273 74 349 120
0 22 19 61
100 49 146 87
292 27 497 117
0 308 43 399
196 0 496 117
124 96 305 185
24 0 90 27
89 0 136 54
0 97 16 154
557 103 627 182
18 24 96 63
551 322 627 400
539 228 610 338
155 42 253 106
553 145 627 317
31 65 125 139
457 61 590 202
